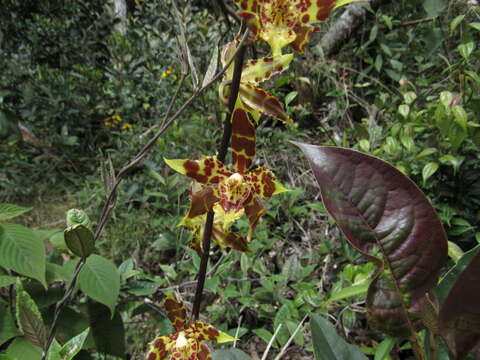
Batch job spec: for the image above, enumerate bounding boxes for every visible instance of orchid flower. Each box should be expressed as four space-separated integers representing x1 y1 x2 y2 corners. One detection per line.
146 295 235 360
165 106 288 241
219 40 293 124
234 0 364 56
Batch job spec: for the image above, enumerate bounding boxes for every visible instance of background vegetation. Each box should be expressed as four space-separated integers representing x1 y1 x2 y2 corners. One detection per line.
1 0 479 359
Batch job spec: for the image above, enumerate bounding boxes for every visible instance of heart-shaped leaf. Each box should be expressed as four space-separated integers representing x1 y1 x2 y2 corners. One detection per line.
296 144 448 336
438 250 480 359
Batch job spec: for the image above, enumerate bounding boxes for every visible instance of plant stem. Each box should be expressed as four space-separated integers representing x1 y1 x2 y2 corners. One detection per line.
191 37 247 321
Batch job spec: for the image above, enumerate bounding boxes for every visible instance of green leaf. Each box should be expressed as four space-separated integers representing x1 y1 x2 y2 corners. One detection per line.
374 337 396 360
285 91 298 106
310 314 368 360
326 282 370 304
448 241 464 262
448 122 468 151
15 280 46 348
450 15 465 35
58 328 90 360
398 104 410 119
66 209 92 231
416 148 437 158
452 106 468 130
64 224 95 258
469 22 480 32
0 300 21 346
440 91 453 109
423 0 447 17
78 254 120 315
0 223 46 287
422 162 439 183
88 302 125 358
0 204 31 221
6 337 42 360
0 275 17 287
458 41 475 61
212 349 252 360
252 328 276 348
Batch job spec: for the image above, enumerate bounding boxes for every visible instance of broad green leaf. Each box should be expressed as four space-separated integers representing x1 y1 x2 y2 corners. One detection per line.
252 328 276 348
450 15 465 34
45 339 62 360
15 280 46 348
359 139 370 153
0 204 31 221
448 122 467 151
0 223 46 287
285 91 298 106
374 337 396 360
212 349 252 360
447 241 464 262
398 104 410 119
64 224 95 258
296 144 447 337
423 0 447 17
416 148 437 158
458 41 475 61
88 302 125 358
440 91 453 109
310 314 367 360
422 162 439 183
6 337 42 360
0 300 21 346
452 106 468 130
469 22 480 32
439 249 480 358
326 282 370 304
79 254 120 315
0 275 17 287
58 328 90 360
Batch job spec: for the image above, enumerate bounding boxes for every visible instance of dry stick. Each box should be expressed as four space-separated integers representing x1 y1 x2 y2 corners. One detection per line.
41 29 249 360
191 36 247 322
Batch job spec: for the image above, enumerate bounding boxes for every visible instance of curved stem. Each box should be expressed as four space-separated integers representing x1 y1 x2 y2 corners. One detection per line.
191 35 247 322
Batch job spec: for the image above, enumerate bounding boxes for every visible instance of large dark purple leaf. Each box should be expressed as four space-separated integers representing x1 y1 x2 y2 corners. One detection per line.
438 250 480 359
296 144 448 336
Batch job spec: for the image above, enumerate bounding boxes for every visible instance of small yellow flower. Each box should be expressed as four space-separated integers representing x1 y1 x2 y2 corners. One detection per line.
121 123 132 130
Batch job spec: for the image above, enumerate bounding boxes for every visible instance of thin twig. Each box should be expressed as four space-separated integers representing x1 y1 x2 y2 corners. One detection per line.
273 315 308 360
191 29 247 321
261 324 283 360
41 28 250 360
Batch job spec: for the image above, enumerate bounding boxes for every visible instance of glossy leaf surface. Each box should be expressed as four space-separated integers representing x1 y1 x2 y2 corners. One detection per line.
297 144 448 336
439 250 480 359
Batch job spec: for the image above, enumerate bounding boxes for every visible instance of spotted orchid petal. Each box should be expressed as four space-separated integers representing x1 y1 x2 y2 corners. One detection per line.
244 195 267 241
191 321 236 344
231 107 256 174
290 23 320 53
185 186 220 219
246 166 289 198
164 157 233 185
218 173 252 213
233 0 259 12
239 83 293 124
241 54 293 84
164 295 187 332
146 334 175 360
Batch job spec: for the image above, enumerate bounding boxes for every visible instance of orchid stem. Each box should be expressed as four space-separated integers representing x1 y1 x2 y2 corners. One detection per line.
191 34 247 321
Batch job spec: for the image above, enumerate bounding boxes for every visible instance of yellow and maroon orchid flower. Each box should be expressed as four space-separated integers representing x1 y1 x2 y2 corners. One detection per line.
179 203 249 254
219 40 293 124
165 107 288 241
234 0 364 56
146 295 235 360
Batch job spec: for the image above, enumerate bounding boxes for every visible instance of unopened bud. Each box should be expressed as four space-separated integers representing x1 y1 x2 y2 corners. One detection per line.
399 78 408 87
